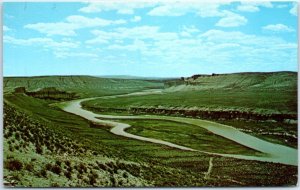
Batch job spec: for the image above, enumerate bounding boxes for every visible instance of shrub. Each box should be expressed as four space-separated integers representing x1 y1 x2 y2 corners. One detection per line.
36 146 43 154
65 160 71 167
89 173 98 186
9 146 14 152
5 159 23 171
64 171 72 179
51 182 60 187
123 172 129 178
15 132 20 140
51 165 62 175
31 158 37 162
97 162 108 171
45 163 52 170
110 176 116 187
55 160 62 167
78 163 87 173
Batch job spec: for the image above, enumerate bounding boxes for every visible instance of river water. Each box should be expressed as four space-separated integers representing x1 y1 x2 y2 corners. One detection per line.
59 90 297 166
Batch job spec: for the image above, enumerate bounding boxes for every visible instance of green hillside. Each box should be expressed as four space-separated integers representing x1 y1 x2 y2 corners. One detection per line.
4 93 297 187
84 72 297 114
165 72 297 91
4 76 164 97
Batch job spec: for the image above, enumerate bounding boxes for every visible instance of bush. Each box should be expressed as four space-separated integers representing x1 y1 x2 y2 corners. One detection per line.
64 171 72 179
51 165 62 175
78 163 87 173
36 146 43 154
45 163 52 170
65 160 71 167
55 160 62 167
51 182 60 187
89 173 98 186
97 162 108 171
5 159 23 171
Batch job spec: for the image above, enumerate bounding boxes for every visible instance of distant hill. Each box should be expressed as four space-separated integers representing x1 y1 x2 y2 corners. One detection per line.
96 75 176 80
165 71 297 91
4 75 164 97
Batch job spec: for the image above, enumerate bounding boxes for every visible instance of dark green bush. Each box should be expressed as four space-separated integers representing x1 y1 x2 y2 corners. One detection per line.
5 159 23 171
36 146 43 154
65 160 71 167
89 173 98 186
45 163 52 170
51 165 62 175
78 163 87 173
55 160 62 166
64 171 72 179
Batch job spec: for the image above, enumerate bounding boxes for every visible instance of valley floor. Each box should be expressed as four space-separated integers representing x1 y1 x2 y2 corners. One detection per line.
3 92 298 187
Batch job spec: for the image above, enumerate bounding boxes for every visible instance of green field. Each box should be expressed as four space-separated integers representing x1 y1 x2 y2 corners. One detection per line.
4 76 164 97
111 119 264 156
3 72 298 187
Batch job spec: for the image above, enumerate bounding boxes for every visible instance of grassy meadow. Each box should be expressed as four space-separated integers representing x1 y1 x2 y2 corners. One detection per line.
3 73 298 187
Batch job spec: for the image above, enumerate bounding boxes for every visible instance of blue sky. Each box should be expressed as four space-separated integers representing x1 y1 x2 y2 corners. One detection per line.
3 1 298 77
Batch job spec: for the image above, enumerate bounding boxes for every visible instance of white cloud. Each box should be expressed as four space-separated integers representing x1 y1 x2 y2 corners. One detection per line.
237 2 273 12
182 25 200 34
85 26 296 72
3 25 11 31
148 4 187 16
290 3 297 16
3 35 100 59
276 4 288 8
215 11 247 27
54 52 98 58
131 16 141 22
263 24 294 32
87 26 178 44
147 3 225 17
25 22 77 36
25 15 126 36
3 36 79 50
237 5 259 12
179 25 200 37
196 4 225 17
108 39 148 51
79 1 157 14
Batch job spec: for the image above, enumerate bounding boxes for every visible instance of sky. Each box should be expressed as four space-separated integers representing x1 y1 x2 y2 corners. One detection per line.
3 1 298 77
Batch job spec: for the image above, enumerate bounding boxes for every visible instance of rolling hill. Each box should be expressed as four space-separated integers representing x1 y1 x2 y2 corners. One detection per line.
4 75 164 97
165 71 297 91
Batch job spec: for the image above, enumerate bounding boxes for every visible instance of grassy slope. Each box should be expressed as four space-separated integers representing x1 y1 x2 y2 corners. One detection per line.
183 72 297 89
4 94 298 186
4 76 164 97
84 72 297 114
4 102 151 187
83 89 296 114
82 72 297 147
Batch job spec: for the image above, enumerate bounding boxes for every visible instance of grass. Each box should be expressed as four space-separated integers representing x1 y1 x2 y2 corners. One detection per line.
4 93 298 187
110 119 264 156
4 76 164 97
81 89 297 147
82 89 297 114
3 101 152 187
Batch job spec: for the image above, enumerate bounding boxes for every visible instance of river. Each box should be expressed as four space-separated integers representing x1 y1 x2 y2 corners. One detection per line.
59 90 297 166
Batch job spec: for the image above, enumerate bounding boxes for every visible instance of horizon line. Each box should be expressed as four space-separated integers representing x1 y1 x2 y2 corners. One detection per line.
3 71 297 78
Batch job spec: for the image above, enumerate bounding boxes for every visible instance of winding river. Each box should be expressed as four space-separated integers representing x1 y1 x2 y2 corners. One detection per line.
59 90 297 166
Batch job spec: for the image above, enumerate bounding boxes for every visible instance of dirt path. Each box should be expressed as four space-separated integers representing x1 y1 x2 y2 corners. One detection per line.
204 157 214 180
58 90 297 166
